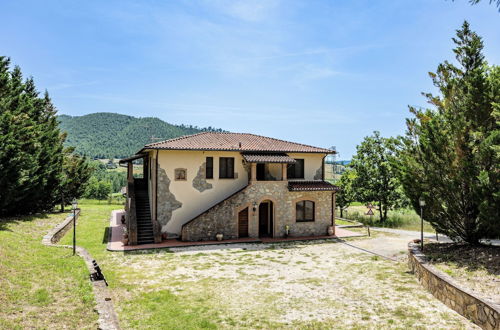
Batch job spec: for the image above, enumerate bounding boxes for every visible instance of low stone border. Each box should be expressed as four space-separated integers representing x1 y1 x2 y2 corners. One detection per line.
408 242 500 330
42 210 120 330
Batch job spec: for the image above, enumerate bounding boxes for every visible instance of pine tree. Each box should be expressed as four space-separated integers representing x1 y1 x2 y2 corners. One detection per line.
0 56 91 216
396 22 499 243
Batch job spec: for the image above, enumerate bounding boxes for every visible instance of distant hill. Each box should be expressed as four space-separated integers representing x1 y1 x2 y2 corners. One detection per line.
58 112 224 159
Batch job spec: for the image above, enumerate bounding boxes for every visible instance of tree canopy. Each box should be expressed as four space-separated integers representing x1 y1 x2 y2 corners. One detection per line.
395 21 499 244
348 131 405 222
0 57 91 216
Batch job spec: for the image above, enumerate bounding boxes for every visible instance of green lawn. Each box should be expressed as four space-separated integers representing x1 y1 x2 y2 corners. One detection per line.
0 211 98 329
59 200 217 329
339 205 435 232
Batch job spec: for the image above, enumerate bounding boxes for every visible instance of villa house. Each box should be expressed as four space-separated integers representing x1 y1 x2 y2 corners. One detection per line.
120 132 338 245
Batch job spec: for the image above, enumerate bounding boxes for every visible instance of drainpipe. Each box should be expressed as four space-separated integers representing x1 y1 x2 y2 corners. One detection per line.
321 154 327 181
155 150 159 223
331 192 334 226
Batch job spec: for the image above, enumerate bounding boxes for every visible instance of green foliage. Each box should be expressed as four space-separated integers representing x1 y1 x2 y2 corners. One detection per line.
467 0 500 9
57 112 224 159
84 177 112 201
395 22 500 243
336 168 356 217
0 57 90 216
348 131 406 222
88 160 127 193
59 147 93 210
343 207 434 232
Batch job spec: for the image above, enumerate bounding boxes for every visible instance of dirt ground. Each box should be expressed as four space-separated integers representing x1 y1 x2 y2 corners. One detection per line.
108 236 478 329
425 242 500 305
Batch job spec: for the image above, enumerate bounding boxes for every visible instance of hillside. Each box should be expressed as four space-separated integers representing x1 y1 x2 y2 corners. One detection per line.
58 112 224 159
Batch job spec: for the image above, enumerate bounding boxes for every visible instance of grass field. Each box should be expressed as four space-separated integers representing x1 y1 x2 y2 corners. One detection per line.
57 200 472 329
0 211 98 329
339 205 435 232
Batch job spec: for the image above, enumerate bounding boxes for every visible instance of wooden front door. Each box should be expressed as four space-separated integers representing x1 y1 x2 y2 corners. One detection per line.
259 201 273 237
238 208 249 238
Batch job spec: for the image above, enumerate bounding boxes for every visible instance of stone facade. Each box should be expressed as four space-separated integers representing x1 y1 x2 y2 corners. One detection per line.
408 243 500 330
157 167 182 227
181 181 335 241
192 162 213 192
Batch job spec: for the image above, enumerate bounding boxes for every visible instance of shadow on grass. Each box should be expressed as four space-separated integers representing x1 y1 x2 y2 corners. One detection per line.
425 242 500 276
0 212 51 232
102 226 110 244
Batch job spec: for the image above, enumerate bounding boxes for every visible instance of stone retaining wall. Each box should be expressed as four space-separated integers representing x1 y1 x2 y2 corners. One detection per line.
42 209 80 245
408 242 500 330
42 211 121 330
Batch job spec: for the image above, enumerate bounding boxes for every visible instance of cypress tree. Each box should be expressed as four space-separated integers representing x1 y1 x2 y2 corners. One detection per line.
0 56 91 216
396 22 500 243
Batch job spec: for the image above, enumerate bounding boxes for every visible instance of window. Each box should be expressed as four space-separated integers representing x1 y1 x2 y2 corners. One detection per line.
206 157 213 179
296 200 315 222
175 168 187 181
219 157 235 179
288 159 304 179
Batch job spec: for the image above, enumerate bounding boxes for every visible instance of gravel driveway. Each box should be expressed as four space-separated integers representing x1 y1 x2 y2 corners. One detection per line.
111 237 477 328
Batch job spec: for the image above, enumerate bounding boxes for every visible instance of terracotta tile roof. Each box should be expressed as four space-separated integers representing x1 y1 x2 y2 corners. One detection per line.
288 180 339 192
143 132 333 153
242 153 297 163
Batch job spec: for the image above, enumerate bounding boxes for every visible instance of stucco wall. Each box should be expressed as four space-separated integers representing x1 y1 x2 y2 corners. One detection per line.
181 181 335 241
153 150 248 234
287 153 324 179
148 149 328 235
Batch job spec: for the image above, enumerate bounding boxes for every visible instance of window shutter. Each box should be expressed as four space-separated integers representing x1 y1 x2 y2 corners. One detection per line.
228 158 234 178
206 157 213 179
219 158 226 178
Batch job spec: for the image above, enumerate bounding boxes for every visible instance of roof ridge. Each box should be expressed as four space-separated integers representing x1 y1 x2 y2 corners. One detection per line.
243 132 331 152
140 131 333 154
145 131 211 147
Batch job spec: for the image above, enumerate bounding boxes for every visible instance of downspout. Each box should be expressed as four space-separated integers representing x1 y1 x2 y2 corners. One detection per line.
331 192 334 226
321 154 327 181
155 150 159 223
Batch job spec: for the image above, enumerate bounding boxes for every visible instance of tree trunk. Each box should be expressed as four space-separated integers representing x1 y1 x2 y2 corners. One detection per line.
378 203 384 222
60 192 65 213
340 208 344 218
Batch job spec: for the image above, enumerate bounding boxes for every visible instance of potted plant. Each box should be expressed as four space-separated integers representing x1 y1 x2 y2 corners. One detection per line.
327 226 335 236
122 227 129 245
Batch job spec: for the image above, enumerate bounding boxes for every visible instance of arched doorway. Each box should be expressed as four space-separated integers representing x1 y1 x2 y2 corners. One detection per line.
258 200 274 238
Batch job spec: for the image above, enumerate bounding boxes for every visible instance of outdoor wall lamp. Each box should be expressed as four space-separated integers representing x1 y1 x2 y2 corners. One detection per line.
72 198 78 256
419 197 425 251
252 202 257 212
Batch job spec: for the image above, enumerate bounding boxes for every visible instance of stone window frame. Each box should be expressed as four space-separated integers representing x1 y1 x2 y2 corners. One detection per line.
174 168 187 181
293 197 319 223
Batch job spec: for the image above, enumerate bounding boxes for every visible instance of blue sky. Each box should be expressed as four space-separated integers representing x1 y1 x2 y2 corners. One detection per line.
1 0 499 159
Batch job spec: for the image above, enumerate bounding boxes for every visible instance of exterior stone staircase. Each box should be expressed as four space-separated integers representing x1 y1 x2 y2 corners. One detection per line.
134 182 155 244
